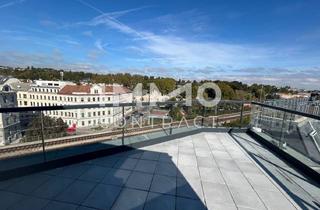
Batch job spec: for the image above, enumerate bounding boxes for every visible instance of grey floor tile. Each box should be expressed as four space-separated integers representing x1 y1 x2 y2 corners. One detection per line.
101 168 131 187
244 173 278 191
177 177 203 200
82 183 121 210
125 171 153 190
141 151 160 160
44 201 78 210
195 148 212 158
220 170 251 189
77 206 97 210
134 159 157 174
179 147 195 156
8 196 49 210
236 162 263 174
8 174 51 194
0 191 26 209
177 165 200 179
178 154 197 166
212 151 231 160
91 156 120 168
41 167 64 176
206 203 237 210
0 177 21 190
78 165 110 182
58 163 91 179
202 182 234 206
229 186 266 209
255 189 296 210
176 197 206 210
150 175 176 195
215 159 239 171
144 192 175 210
111 188 148 210
159 153 175 163
114 158 138 170
199 167 225 184
196 156 216 168
125 150 144 159
55 180 97 204
155 162 177 177
33 176 74 199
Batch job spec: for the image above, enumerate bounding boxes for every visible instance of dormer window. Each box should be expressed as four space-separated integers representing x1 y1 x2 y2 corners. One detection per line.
94 89 98 94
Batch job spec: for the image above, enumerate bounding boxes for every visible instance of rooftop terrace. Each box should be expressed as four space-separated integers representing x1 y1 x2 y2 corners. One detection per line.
0 100 320 210
0 131 319 210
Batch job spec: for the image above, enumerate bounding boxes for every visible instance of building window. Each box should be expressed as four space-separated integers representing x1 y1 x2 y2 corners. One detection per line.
94 89 98 94
108 97 111 101
81 98 84 102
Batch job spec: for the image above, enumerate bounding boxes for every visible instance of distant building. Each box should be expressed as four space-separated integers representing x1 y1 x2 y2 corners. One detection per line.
276 92 310 99
0 77 21 145
135 89 169 103
16 80 133 128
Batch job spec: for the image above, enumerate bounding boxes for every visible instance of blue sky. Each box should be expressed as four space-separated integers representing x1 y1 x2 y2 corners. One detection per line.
0 0 320 89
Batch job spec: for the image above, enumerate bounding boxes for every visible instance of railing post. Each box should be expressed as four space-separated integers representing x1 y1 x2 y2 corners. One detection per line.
121 106 125 146
169 105 173 135
201 106 206 127
40 111 47 162
239 100 244 128
279 112 287 148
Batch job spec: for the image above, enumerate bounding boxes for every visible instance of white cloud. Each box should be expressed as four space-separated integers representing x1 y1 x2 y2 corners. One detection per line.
94 39 108 52
0 0 25 9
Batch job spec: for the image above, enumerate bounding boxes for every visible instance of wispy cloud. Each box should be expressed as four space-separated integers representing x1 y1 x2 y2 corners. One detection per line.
0 0 25 9
77 0 281 68
94 39 108 52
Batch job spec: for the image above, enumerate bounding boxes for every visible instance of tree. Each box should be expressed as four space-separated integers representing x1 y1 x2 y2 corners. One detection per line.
22 114 68 142
169 106 183 121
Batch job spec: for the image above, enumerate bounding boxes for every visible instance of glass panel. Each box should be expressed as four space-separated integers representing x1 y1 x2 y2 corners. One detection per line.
43 107 123 161
0 111 45 172
250 104 320 174
282 113 320 169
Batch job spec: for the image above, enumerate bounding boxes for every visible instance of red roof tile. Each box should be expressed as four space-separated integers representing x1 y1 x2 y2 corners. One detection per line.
59 85 90 94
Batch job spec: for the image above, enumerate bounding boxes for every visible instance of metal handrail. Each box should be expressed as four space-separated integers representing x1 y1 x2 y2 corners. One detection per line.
252 101 320 121
0 99 247 113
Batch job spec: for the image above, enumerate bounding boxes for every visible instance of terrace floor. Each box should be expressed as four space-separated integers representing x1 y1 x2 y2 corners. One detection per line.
0 132 319 210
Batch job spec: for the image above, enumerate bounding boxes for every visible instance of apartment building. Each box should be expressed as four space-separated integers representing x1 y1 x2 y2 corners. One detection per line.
16 80 133 128
0 77 21 145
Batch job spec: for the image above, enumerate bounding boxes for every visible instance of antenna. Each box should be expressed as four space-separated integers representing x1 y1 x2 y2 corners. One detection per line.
60 71 64 81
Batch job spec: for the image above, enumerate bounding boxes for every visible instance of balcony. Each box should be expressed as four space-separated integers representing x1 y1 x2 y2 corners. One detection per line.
0 100 319 210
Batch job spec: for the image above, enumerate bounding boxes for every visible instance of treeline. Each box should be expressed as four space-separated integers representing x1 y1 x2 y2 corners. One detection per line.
0 65 295 100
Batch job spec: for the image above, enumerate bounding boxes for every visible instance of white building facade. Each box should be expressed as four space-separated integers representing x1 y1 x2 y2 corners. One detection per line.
16 81 133 128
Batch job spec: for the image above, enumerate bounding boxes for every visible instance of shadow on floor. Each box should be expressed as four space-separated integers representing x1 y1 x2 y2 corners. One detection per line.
0 148 207 210
230 132 320 210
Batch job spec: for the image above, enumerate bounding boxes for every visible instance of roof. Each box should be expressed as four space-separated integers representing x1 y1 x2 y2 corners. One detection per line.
59 85 91 94
9 82 32 91
106 85 131 94
59 84 131 95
